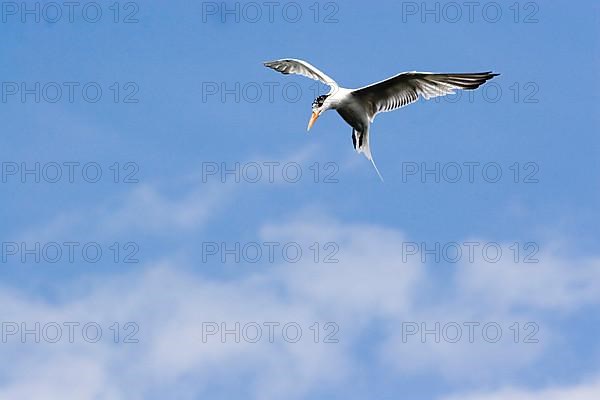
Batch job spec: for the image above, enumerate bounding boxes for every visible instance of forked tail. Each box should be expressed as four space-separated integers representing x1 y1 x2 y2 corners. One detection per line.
352 128 384 182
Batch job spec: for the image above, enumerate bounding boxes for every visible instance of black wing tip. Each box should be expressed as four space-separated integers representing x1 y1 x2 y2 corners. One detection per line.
452 71 499 76
263 60 293 74
263 58 294 64
263 61 283 72
465 71 500 77
481 71 500 78
464 71 501 83
449 72 499 90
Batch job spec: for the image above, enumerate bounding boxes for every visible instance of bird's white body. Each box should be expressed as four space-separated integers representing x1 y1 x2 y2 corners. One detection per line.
264 58 498 180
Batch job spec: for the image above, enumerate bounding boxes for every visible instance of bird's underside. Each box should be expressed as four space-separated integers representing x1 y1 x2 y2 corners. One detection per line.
264 58 499 180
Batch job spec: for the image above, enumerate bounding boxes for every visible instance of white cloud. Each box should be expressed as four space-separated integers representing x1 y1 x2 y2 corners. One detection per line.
4 173 600 398
3 215 600 398
455 246 600 312
442 377 600 400
16 180 232 244
0 263 350 399
97 182 231 234
0 214 425 399
377 239 600 380
14 145 326 243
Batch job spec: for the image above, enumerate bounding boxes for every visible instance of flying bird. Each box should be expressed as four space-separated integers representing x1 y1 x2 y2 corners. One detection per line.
264 58 499 180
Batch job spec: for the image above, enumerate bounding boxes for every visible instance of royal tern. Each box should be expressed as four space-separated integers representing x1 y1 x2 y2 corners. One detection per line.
264 58 499 180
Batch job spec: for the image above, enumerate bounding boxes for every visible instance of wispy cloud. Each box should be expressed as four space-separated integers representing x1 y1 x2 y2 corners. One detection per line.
442 377 600 400
3 211 600 398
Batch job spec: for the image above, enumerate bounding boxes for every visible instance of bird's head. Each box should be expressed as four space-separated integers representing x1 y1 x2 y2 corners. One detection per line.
308 94 330 131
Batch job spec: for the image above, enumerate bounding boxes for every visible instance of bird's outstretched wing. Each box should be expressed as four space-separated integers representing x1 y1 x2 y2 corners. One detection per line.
352 71 499 119
264 59 339 93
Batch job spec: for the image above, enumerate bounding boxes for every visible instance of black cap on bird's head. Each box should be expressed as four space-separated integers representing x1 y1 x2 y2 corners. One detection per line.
308 94 329 131
312 94 329 110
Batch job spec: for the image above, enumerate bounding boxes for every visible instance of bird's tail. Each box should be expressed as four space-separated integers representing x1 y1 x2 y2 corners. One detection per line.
352 128 384 182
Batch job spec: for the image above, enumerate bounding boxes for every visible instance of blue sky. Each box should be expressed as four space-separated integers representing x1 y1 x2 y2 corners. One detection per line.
1 1 599 399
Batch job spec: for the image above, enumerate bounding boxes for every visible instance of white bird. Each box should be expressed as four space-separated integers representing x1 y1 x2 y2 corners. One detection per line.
264 58 499 180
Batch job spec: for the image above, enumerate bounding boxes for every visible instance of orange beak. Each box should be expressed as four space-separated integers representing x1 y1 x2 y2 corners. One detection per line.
307 111 320 131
